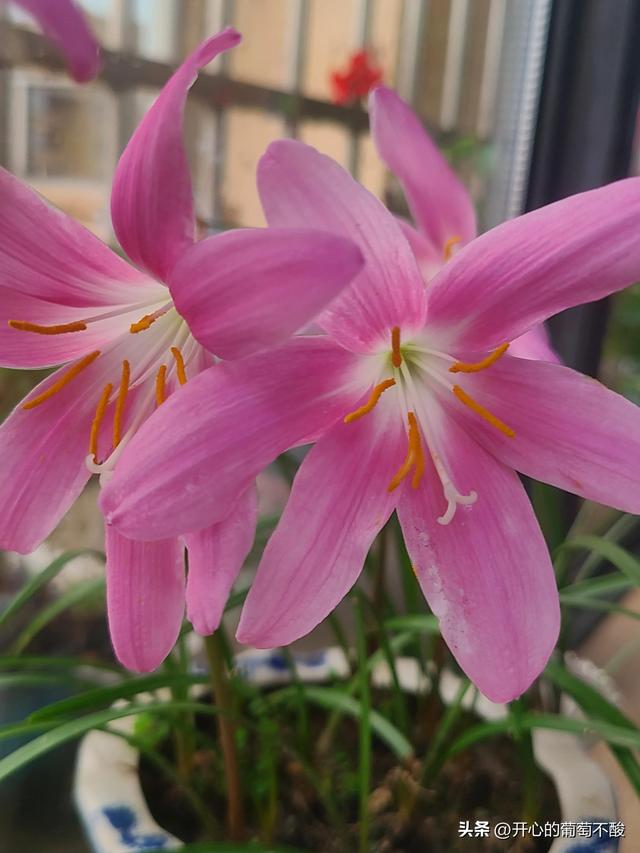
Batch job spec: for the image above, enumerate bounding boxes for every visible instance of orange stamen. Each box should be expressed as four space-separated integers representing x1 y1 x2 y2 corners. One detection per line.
452 385 515 437
344 379 396 423
443 235 461 261
89 383 113 462
449 343 509 374
171 346 187 385
388 411 425 492
112 360 130 448
22 351 100 410
155 364 167 406
130 314 157 334
9 319 87 335
391 326 402 367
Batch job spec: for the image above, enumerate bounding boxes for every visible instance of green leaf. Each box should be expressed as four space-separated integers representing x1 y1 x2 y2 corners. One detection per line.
0 701 219 783
560 573 632 599
383 614 440 635
273 685 413 760
447 712 640 757
0 549 104 630
9 577 105 654
29 672 209 722
559 594 640 622
0 655 121 674
545 660 640 794
558 536 640 586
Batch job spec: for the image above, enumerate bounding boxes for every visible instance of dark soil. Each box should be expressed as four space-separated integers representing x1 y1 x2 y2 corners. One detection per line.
140 691 560 852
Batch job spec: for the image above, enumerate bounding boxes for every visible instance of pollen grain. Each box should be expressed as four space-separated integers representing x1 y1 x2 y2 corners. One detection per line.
22 351 101 410
9 319 87 335
89 383 113 462
443 236 462 261
344 379 396 423
112 360 130 448
388 411 425 492
452 385 515 438
449 343 509 374
391 326 402 368
171 346 187 385
155 364 167 406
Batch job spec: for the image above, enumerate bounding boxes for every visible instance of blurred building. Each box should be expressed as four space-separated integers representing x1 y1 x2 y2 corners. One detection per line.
0 0 548 243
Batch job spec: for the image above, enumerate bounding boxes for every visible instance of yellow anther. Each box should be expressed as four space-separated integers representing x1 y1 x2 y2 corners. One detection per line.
155 364 167 406
452 385 515 438
449 343 509 374
22 351 101 410
391 326 402 368
344 379 396 423
388 412 425 492
171 346 187 386
112 360 130 448
443 235 462 261
130 314 157 334
9 319 87 335
89 383 113 463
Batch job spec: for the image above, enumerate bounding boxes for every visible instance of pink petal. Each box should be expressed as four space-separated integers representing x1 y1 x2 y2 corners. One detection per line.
443 356 640 514
185 486 257 635
509 325 560 363
106 526 185 672
257 139 427 351
397 415 559 703
100 337 363 540
370 86 476 251
425 178 640 351
0 354 114 553
237 397 404 647
169 228 363 359
13 0 101 82
0 287 155 369
0 168 151 307
396 218 444 281
111 30 241 281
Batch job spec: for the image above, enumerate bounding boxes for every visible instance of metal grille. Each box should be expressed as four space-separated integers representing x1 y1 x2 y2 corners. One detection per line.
0 0 550 238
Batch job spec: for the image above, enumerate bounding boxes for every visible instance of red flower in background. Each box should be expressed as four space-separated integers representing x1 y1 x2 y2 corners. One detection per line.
331 49 382 105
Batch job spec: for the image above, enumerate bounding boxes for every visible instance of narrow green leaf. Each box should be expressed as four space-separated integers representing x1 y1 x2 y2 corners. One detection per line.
0 701 219 783
275 685 413 760
384 614 440 635
29 672 209 722
558 536 640 586
559 594 640 622
545 660 640 794
560 573 632 599
0 549 104 630
10 577 105 654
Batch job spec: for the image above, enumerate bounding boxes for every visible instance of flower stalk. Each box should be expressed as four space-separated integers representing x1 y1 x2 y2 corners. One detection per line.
203 631 244 840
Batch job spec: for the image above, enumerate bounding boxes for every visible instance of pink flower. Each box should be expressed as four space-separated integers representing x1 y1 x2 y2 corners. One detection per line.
101 130 640 702
8 0 101 82
0 30 364 672
370 85 558 363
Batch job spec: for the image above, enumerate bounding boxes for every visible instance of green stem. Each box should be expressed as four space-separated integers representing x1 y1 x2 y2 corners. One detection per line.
355 595 371 853
203 632 244 840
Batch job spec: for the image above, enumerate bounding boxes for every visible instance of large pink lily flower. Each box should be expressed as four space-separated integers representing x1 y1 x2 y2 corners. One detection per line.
0 30 364 672
101 135 640 702
7 0 101 83
370 85 558 363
